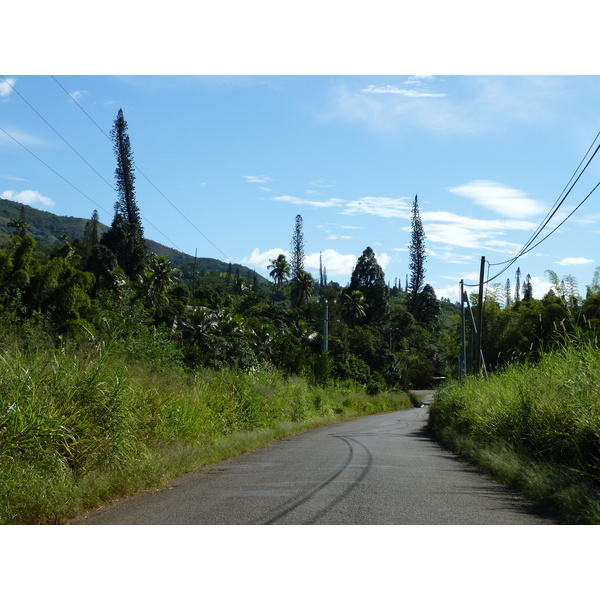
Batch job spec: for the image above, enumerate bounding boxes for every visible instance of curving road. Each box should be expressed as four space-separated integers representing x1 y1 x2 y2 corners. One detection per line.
73 393 557 525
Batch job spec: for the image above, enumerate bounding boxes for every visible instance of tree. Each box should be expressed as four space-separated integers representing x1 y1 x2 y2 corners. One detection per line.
348 246 389 323
7 204 28 237
407 194 426 315
83 209 100 247
342 290 368 326
413 283 441 331
505 278 512 307
319 252 324 291
267 254 291 290
289 269 314 306
139 253 180 318
290 214 305 279
522 274 533 301
102 108 146 280
514 267 521 301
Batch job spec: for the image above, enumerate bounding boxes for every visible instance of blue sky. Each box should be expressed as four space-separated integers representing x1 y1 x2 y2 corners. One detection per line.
3 74 600 302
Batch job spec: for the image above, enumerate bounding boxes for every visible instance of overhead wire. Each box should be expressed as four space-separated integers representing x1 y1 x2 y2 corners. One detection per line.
2 75 185 253
51 75 229 260
0 123 112 218
489 129 600 269
464 130 600 287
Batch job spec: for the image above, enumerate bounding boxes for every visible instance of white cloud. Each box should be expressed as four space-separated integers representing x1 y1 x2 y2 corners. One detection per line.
0 77 15 99
340 196 412 218
69 90 88 102
0 127 48 148
555 257 594 266
428 248 475 264
448 180 547 219
306 249 357 277
361 84 446 98
244 175 272 184
2 174 28 182
242 247 287 271
273 195 345 209
243 247 359 280
2 189 54 207
404 76 436 85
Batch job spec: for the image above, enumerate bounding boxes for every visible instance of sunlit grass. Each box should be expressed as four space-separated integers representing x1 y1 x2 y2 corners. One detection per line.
0 341 413 524
428 332 600 524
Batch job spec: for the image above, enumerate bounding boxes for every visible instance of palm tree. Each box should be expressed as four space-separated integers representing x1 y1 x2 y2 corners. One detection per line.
7 217 27 237
289 269 314 306
342 290 368 326
267 254 291 290
140 253 180 317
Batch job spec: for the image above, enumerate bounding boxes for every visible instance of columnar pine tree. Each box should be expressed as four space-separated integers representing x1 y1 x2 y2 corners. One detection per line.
522 274 533 301
505 278 512 307
83 209 100 249
407 194 426 315
102 108 147 280
319 252 324 290
290 214 305 279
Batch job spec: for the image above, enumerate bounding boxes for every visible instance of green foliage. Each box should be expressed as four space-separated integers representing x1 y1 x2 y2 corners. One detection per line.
407 194 426 315
348 246 390 324
0 330 414 524
428 331 600 523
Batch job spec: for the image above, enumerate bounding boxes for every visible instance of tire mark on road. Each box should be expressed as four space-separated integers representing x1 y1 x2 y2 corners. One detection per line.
259 432 374 525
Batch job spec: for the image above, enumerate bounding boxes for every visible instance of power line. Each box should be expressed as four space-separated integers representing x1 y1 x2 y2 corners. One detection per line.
0 123 112 218
51 75 229 260
490 130 600 268
3 75 185 253
465 132 600 287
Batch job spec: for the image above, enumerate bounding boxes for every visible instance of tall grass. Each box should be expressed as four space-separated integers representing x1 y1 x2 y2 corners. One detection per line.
0 340 412 524
428 330 600 523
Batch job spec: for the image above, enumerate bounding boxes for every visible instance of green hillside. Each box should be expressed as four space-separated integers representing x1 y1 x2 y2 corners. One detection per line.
0 197 264 282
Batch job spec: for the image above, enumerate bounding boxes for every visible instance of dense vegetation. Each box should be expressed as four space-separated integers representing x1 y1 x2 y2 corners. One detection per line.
429 271 600 524
6 107 600 525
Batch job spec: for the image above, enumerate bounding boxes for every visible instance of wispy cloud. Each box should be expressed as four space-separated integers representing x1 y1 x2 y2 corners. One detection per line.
0 127 48 148
273 195 345 209
555 257 594 266
68 90 88 102
448 180 547 219
273 189 542 256
327 77 567 136
244 175 272 184
404 76 436 85
0 77 16 100
2 174 28 182
361 84 446 98
2 189 54 207
341 196 412 218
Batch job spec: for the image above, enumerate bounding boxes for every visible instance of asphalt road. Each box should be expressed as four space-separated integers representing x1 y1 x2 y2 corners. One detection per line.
73 393 557 525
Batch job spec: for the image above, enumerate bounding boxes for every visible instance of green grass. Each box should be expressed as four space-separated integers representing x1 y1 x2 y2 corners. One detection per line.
428 333 600 524
0 341 413 524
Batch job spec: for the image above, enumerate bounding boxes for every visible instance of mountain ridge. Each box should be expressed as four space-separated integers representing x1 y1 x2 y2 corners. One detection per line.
0 197 262 280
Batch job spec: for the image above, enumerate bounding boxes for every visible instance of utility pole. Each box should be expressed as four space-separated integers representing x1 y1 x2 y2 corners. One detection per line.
460 280 466 379
323 300 329 353
476 256 485 373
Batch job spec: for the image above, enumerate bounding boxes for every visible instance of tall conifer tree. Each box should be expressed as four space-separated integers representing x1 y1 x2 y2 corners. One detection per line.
102 108 146 280
290 214 305 279
407 194 426 315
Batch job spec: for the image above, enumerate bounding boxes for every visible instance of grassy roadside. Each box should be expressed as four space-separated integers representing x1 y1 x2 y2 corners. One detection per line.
0 342 413 525
428 336 600 524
